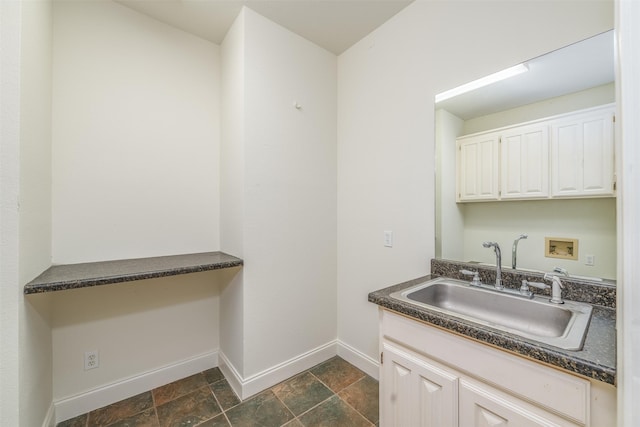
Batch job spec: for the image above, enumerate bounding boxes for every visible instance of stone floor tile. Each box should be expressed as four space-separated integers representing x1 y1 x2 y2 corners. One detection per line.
106 407 159 427
156 386 221 427
57 413 88 427
272 372 333 416
203 367 225 385
297 395 372 427
309 357 365 393
87 392 154 427
225 390 294 427
337 376 379 424
195 413 231 427
210 379 241 411
153 374 209 406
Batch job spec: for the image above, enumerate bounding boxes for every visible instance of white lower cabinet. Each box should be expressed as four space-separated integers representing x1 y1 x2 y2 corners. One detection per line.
382 342 458 427
459 377 579 427
379 309 616 427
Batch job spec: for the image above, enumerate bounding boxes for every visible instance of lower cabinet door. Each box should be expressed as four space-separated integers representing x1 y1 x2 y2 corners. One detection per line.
381 341 458 427
459 377 582 427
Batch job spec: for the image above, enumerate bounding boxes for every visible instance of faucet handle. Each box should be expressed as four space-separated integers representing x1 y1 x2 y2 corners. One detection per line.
460 269 481 286
519 280 549 298
544 273 565 288
522 280 549 290
544 273 565 304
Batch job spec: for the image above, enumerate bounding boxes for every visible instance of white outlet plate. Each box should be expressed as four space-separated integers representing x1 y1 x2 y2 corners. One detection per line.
585 254 595 266
84 350 99 370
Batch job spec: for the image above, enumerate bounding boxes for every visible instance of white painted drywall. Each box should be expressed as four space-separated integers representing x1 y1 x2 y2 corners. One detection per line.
19 0 53 284
219 10 246 377
51 0 221 264
51 272 222 404
616 0 640 425
15 1 55 426
241 7 337 378
435 109 465 261
1 1 23 424
49 2 226 419
337 0 613 365
463 199 616 279
218 8 337 384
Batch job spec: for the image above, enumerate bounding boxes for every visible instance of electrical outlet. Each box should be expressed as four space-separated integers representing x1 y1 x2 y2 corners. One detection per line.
585 254 595 266
84 350 99 370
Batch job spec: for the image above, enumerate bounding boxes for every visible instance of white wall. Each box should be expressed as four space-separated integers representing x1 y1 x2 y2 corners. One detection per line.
52 0 221 264
337 0 613 365
219 10 246 379
435 109 465 261
51 272 225 410
219 8 337 394
15 1 55 426
49 2 227 421
616 0 640 425
463 199 616 278
241 8 337 379
1 1 24 424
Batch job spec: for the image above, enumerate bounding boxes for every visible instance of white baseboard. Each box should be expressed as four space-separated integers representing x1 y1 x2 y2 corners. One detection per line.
217 352 244 400
337 340 380 380
53 341 380 425
219 340 380 401
54 350 218 425
219 341 338 400
42 402 55 427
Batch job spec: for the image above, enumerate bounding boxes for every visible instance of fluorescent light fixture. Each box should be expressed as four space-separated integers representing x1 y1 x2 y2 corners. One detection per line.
435 63 529 103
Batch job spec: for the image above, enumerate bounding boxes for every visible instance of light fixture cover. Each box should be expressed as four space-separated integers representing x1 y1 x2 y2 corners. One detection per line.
435 63 529 104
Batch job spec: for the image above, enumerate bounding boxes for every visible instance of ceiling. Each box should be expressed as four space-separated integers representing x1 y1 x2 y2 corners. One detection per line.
114 0 414 55
435 30 615 120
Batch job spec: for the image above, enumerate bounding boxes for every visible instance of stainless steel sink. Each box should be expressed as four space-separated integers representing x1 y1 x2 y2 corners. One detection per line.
390 277 592 350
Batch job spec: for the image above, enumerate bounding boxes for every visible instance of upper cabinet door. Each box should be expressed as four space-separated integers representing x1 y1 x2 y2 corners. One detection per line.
500 124 549 200
457 132 500 202
550 105 615 198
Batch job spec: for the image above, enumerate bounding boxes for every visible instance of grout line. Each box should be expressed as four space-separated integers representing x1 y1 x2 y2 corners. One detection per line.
152 405 161 427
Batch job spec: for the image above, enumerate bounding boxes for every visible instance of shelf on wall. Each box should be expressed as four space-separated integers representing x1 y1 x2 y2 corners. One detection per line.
24 251 243 295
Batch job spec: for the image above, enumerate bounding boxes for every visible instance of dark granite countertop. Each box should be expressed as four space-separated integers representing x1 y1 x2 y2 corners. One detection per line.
369 274 617 385
24 252 243 294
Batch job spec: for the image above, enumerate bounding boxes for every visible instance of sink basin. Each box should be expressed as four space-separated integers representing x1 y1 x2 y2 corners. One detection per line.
390 277 592 350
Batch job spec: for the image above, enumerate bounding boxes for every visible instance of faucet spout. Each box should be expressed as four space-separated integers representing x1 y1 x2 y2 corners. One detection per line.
512 233 528 269
483 241 503 290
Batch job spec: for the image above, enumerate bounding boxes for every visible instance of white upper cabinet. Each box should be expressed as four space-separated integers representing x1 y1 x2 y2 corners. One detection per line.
500 124 549 199
456 104 615 202
550 105 615 197
457 132 500 202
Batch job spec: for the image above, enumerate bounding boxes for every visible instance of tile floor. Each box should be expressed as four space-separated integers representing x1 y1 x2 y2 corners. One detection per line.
57 356 379 427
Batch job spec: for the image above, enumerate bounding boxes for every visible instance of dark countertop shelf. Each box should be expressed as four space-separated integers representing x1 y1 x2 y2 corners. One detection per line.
369 274 616 385
24 251 243 294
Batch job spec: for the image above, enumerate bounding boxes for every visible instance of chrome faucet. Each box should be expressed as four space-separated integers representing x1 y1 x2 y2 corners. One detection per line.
482 241 503 290
511 233 528 269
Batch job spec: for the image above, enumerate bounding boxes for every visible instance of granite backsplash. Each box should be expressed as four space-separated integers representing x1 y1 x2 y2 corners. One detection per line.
431 258 616 309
